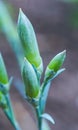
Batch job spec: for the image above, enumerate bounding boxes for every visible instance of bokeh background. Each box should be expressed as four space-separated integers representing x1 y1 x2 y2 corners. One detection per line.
0 0 78 130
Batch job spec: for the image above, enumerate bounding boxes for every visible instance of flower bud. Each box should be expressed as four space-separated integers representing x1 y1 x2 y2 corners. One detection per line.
0 53 8 84
45 50 66 77
22 58 40 98
18 9 43 75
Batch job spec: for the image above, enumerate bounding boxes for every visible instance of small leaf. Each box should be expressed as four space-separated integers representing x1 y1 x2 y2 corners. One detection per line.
41 113 55 124
52 68 65 80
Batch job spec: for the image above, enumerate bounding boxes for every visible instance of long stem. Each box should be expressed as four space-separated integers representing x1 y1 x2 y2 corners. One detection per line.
4 94 21 130
40 81 51 114
35 106 42 130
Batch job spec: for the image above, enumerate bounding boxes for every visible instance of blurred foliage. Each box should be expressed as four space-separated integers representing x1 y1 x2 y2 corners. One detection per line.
3 0 15 19
0 1 14 31
0 1 24 68
62 0 78 3
61 0 78 28
69 7 78 28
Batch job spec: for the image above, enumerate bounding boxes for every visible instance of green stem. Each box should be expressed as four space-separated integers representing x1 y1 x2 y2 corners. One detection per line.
35 106 42 130
40 81 51 114
4 94 21 130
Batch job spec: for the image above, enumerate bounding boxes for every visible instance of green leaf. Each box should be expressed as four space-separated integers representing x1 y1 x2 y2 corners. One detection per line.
52 68 65 80
41 113 55 125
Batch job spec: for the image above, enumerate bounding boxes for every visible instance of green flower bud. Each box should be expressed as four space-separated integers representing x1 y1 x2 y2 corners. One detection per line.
18 9 43 75
0 53 8 84
48 50 66 71
45 50 66 78
22 58 40 98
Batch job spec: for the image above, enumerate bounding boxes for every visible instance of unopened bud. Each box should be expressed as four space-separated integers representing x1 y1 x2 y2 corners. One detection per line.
45 50 66 77
18 9 43 75
22 58 40 98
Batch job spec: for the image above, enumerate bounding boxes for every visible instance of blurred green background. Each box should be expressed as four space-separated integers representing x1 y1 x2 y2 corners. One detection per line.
0 0 78 130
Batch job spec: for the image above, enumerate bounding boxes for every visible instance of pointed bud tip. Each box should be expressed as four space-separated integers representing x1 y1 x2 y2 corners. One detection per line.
18 8 25 23
19 8 22 12
18 8 22 18
58 50 66 60
59 50 66 56
62 50 66 55
62 50 66 59
19 8 23 15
